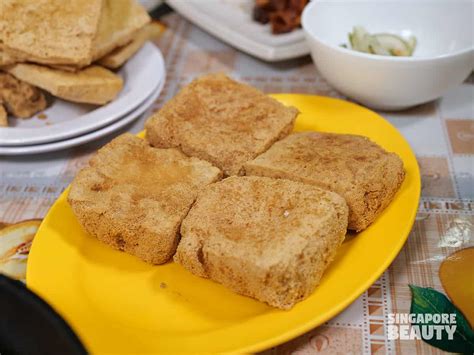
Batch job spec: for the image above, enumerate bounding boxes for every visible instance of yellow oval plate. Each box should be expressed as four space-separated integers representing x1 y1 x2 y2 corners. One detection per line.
27 94 420 353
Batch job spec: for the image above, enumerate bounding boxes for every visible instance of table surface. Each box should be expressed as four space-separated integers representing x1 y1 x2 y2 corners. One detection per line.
1 12 473 355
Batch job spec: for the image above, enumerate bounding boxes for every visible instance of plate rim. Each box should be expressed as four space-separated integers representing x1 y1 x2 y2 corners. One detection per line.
0 43 165 146
26 94 421 353
0 74 165 156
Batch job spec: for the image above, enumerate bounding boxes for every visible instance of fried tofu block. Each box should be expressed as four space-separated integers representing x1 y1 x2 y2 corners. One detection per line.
0 49 18 66
145 73 298 176
99 22 164 69
6 64 123 105
175 176 348 309
92 0 151 61
245 132 405 231
68 134 222 264
0 72 47 118
0 0 103 66
0 105 7 127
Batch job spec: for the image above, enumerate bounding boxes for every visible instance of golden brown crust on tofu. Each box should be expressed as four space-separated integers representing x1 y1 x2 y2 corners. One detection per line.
0 0 103 66
245 132 405 231
0 72 47 118
98 22 164 69
91 0 151 61
68 134 222 264
0 105 8 127
174 176 348 309
145 73 298 176
6 64 123 105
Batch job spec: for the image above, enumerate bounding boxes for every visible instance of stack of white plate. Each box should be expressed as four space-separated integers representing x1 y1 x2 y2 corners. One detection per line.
0 43 165 155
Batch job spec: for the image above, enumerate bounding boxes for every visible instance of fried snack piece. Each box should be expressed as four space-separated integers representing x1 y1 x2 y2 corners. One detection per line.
68 134 222 264
47 65 81 73
0 72 47 118
175 176 348 309
0 105 7 127
0 49 18 66
99 21 164 69
6 64 123 105
92 0 150 61
0 0 103 67
145 73 298 176
245 132 405 231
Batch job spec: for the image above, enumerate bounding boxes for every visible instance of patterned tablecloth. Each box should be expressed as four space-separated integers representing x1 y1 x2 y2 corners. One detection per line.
1 12 473 355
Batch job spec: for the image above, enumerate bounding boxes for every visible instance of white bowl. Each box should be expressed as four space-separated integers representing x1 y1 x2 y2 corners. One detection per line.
302 0 474 111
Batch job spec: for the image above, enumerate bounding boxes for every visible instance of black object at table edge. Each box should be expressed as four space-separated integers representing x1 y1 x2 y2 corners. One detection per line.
0 274 87 355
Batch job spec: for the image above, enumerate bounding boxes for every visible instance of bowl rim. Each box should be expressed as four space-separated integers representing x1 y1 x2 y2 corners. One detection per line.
302 0 474 62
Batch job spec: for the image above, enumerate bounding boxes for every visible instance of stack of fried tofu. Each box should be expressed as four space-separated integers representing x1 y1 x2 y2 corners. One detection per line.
0 0 163 127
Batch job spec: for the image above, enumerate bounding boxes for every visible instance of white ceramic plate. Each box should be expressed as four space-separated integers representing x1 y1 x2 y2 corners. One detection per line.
0 76 165 156
0 43 165 146
166 0 310 61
